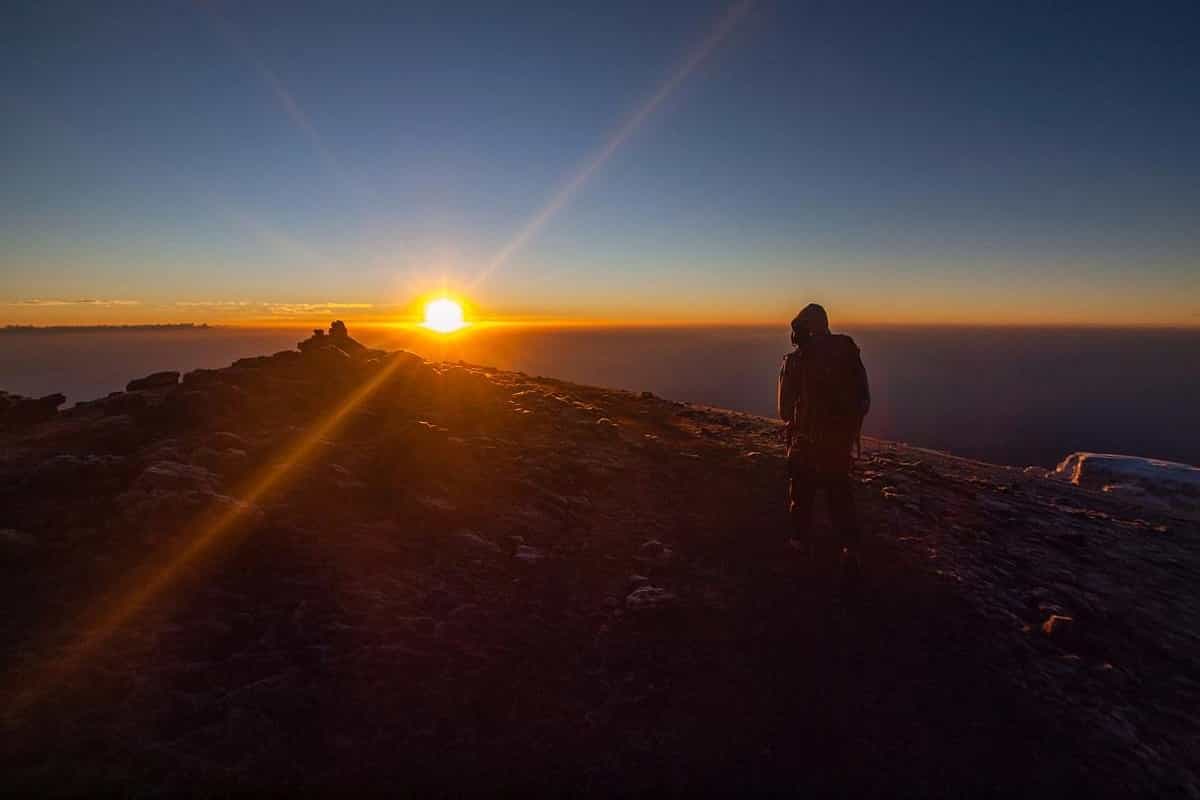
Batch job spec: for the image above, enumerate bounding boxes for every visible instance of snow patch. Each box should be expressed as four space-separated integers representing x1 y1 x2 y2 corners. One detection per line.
1050 452 1200 515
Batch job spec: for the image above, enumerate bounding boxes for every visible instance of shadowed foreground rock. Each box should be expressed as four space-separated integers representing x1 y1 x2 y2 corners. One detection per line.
1 324 1197 796
0 390 66 429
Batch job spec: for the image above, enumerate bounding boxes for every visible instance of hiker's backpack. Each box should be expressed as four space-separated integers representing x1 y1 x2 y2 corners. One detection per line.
788 334 869 472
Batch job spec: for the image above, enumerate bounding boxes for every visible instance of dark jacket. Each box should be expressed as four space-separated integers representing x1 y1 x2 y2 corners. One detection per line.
778 333 870 471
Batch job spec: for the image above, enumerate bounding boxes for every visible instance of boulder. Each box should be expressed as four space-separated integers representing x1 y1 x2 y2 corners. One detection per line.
134 460 221 492
271 349 302 364
100 391 148 416
453 529 501 552
297 327 329 354
230 350 302 370
639 539 666 558
211 431 249 450
181 368 222 388
1041 614 1075 640
329 320 367 353
625 585 678 611
231 355 275 370
126 371 179 392
385 349 426 371
636 539 674 562
0 391 66 428
192 446 249 478
514 544 546 563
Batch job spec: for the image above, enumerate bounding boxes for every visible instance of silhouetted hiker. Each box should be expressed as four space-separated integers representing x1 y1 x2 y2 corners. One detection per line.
778 304 870 581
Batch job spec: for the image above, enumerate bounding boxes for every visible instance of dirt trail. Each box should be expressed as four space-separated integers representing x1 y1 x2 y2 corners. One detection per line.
1 336 1196 795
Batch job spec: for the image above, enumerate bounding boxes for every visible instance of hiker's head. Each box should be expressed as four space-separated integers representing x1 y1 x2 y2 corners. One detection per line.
790 303 830 345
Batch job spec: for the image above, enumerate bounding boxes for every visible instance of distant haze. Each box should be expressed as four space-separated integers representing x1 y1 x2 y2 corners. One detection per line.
1 325 1196 469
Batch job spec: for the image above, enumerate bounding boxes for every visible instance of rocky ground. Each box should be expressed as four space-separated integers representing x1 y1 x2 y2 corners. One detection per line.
1 323 1197 796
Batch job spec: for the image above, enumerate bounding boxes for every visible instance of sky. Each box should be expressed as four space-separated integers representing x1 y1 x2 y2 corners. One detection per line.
2 0 1199 326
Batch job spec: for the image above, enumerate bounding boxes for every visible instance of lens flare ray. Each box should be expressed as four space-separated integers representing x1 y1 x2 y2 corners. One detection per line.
5 354 413 716
470 1 754 290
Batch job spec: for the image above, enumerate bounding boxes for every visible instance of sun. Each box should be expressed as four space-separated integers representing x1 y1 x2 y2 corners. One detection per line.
422 297 466 333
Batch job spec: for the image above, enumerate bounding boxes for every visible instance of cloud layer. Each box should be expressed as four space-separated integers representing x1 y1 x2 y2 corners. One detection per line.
13 299 142 306
173 301 375 315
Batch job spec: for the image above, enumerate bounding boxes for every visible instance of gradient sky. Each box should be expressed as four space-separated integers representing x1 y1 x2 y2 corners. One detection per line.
3 1 1199 326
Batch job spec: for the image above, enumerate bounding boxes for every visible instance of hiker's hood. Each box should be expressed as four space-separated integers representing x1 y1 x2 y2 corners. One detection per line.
792 304 830 339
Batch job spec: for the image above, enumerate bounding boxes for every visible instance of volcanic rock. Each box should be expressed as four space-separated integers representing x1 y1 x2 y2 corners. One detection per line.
210 431 249 450
126 370 180 392
1 322 1198 796
99 391 148 416
1042 613 1076 640
0 390 66 428
298 319 369 358
453 529 501 552
514 544 545 562
625 584 677 610
134 460 220 492
191 446 249 478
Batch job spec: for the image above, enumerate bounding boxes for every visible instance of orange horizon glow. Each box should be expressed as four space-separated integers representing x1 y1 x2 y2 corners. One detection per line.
4 303 1198 330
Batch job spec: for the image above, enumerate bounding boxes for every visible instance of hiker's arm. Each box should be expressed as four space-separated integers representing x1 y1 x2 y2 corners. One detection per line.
855 352 871 417
777 355 799 422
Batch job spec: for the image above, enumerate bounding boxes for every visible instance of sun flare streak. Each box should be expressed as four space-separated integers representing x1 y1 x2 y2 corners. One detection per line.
5 354 414 716
200 4 372 203
469 0 754 290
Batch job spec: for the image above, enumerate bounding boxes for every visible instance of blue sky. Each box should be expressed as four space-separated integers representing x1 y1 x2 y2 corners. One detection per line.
2 1 1198 324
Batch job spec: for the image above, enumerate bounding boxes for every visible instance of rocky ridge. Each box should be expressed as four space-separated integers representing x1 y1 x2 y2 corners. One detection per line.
1 323 1197 795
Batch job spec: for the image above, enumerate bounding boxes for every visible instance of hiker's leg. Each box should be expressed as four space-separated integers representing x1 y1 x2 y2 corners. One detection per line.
827 474 860 549
788 473 816 542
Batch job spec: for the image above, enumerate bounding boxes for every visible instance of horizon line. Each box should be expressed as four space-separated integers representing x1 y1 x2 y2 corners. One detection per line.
5 317 1199 331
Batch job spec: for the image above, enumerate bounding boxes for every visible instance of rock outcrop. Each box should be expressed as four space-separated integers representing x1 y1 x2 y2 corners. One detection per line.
0 323 1196 796
0 389 66 429
125 370 180 392
297 318 370 357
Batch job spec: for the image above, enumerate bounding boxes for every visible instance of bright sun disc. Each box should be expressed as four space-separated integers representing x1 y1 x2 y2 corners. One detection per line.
423 298 466 333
